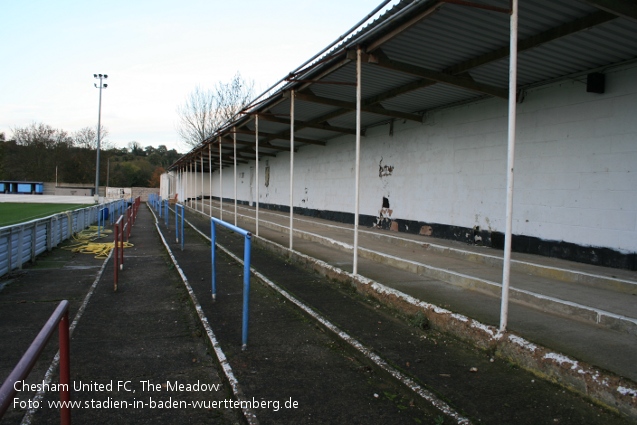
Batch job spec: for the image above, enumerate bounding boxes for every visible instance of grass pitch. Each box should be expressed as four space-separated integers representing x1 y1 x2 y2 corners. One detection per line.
0 203 93 227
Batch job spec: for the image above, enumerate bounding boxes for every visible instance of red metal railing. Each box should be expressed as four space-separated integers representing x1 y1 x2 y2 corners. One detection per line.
0 300 71 424
126 206 132 241
133 196 140 223
113 197 141 291
113 216 124 291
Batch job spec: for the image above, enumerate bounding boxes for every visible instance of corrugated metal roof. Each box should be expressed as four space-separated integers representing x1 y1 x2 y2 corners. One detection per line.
171 0 637 172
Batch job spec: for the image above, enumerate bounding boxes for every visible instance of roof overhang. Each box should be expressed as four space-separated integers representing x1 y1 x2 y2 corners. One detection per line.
170 0 637 172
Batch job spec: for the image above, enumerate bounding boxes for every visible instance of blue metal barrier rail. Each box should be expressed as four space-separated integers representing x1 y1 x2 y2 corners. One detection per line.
175 204 185 251
210 217 252 350
163 200 169 228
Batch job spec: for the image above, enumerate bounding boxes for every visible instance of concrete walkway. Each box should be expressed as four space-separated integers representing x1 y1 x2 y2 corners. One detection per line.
0 207 241 425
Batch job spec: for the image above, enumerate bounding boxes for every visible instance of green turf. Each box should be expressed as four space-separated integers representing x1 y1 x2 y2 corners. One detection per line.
0 203 93 227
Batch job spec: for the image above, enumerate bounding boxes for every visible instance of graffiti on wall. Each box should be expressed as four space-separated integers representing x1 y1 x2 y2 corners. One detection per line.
378 158 394 177
374 197 393 230
375 157 395 230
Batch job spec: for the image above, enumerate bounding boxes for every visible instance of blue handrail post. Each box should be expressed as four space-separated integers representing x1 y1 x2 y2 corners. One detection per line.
97 207 103 237
175 204 179 243
164 200 169 228
211 222 217 300
210 216 252 350
158 196 162 218
242 234 252 350
180 206 184 251
175 204 185 251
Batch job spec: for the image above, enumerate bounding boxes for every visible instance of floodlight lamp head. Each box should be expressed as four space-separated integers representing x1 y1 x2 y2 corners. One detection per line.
93 74 97 78
104 74 108 79
103 84 108 88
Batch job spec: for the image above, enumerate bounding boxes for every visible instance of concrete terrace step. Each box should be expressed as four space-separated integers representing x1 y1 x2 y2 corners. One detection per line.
194 201 637 336
170 204 634 423
361 228 637 295
180 201 637 420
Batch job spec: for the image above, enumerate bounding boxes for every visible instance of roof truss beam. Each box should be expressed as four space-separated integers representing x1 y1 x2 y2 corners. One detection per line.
446 10 617 75
363 78 436 105
259 113 358 135
291 77 437 128
368 49 508 99
580 0 637 22
224 132 293 152
251 147 277 157
294 91 423 122
233 128 326 146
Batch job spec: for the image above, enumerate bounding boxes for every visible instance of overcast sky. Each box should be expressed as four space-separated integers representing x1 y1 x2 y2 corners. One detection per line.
0 0 397 153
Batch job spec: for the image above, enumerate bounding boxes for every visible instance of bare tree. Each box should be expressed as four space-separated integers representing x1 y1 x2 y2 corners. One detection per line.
128 141 144 156
176 72 254 149
176 85 214 148
12 122 72 148
72 126 110 149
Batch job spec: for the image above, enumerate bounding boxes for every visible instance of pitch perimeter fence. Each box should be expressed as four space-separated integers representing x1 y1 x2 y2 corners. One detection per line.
0 200 127 279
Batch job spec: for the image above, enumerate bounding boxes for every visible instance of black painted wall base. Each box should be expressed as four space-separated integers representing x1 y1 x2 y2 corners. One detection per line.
208 197 636 271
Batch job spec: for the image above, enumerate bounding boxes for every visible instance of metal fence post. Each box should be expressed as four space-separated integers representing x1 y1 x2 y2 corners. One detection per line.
59 309 71 425
175 204 179 243
211 221 217 300
114 218 119 291
210 217 252 350
242 234 252 351
0 300 71 423
180 206 184 251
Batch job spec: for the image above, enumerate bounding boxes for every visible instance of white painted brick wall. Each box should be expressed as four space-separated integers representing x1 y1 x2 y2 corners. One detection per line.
183 64 637 254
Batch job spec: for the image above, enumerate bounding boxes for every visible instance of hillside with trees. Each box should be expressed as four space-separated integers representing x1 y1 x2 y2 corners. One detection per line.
0 123 181 188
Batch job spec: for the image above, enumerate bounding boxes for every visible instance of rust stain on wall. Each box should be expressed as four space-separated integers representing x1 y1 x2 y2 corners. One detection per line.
264 161 270 187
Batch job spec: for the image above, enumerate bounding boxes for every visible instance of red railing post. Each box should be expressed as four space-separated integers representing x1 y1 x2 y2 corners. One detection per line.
0 301 71 424
120 219 124 270
114 219 119 291
59 310 71 425
126 207 132 241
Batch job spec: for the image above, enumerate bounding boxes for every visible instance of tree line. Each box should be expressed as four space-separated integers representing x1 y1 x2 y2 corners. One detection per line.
0 73 253 188
0 123 182 188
